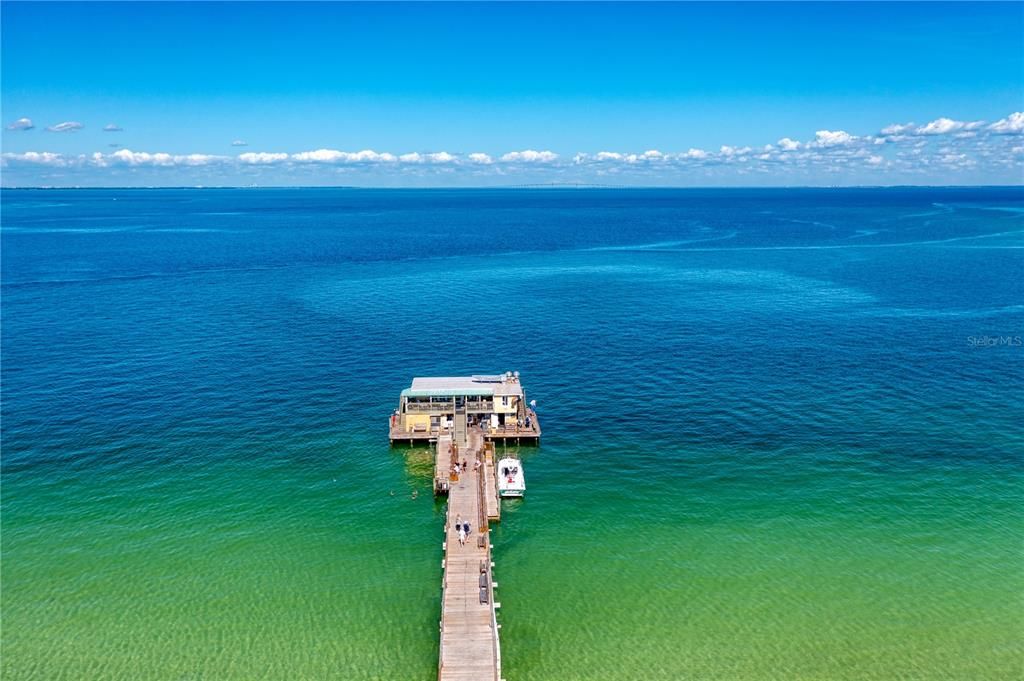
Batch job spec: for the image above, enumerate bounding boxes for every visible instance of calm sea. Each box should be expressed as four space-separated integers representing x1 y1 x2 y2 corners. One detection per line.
2 187 1022 680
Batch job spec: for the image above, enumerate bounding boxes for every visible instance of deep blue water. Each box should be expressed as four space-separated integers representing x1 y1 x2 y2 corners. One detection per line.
2 187 1022 680
4 188 1022 464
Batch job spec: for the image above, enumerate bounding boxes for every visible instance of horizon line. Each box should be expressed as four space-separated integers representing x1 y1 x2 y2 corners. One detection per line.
3 183 1023 191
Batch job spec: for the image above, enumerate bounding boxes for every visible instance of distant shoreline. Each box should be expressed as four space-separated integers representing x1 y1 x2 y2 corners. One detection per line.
3 184 1023 191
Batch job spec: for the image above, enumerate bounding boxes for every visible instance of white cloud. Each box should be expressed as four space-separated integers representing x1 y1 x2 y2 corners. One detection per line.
937 152 974 168
6 117 34 131
96 149 226 167
292 148 396 163
812 130 855 147
397 151 456 164
103 124 123 132
6 109 1022 183
572 150 664 165
108 150 173 166
177 154 224 166
239 152 289 164
880 122 914 136
719 145 752 157
1 151 68 166
231 140 249 147
500 149 558 163
622 150 664 164
396 151 454 164
916 117 964 135
988 112 1024 134
46 121 83 133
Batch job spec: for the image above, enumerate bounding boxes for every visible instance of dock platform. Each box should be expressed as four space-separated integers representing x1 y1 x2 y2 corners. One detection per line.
391 409 541 446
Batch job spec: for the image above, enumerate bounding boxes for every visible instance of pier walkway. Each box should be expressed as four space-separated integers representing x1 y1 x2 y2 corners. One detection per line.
438 430 502 681
482 442 500 522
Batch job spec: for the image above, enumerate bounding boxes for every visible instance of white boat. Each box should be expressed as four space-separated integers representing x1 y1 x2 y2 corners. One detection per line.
496 457 525 498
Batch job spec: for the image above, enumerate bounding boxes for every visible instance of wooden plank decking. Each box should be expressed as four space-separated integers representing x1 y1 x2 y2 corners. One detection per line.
439 431 501 681
434 434 454 495
483 442 500 522
390 409 541 445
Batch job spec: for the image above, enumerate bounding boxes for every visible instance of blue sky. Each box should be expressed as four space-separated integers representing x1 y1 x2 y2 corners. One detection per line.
2 1 1022 186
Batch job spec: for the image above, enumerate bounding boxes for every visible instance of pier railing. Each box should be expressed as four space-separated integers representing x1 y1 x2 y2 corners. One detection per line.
404 402 451 414
490 584 501 681
391 411 540 443
403 399 496 414
477 449 501 681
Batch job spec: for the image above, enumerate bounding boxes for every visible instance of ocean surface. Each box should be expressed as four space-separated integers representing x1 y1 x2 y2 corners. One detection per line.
2 187 1022 681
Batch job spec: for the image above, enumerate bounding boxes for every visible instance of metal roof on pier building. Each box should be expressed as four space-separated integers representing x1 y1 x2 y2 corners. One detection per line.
401 374 525 399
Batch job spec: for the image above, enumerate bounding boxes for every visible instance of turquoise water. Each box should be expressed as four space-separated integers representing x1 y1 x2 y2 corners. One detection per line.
2 188 1022 679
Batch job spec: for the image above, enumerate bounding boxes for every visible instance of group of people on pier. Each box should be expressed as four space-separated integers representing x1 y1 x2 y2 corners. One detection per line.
453 514 473 546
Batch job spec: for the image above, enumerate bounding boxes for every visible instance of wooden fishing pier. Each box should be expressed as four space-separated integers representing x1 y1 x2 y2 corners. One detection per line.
390 373 538 681
436 431 502 681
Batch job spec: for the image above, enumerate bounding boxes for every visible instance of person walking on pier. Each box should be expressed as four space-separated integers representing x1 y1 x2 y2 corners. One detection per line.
458 523 467 547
